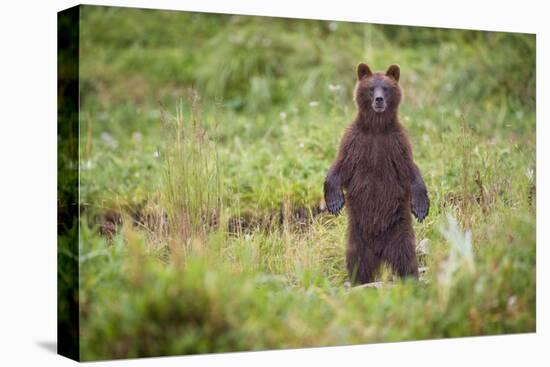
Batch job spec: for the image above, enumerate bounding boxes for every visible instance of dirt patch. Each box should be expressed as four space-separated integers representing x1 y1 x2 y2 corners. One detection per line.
95 203 327 239
98 210 122 238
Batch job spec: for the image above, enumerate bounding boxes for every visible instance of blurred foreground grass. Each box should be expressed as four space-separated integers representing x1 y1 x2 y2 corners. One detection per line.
61 6 535 360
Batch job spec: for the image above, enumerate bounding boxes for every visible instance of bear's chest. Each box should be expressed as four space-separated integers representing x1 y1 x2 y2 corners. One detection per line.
346 134 406 198
355 135 397 175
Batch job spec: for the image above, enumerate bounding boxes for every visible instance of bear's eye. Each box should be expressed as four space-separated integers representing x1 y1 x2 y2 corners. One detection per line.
369 87 374 92
383 87 388 92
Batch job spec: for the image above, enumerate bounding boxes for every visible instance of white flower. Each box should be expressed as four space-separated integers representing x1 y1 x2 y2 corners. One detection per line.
328 84 342 92
279 111 287 120
507 295 517 308
100 132 118 148
309 101 319 108
132 132 143 142
526 168 534 180
328 22 338 31
81 160 92 170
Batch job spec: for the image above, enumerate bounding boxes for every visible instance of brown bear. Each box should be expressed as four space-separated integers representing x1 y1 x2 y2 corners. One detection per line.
324 63 429 284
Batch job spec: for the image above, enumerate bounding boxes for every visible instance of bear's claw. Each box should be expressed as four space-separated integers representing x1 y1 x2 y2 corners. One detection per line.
326 192 345 215
411 195 429 222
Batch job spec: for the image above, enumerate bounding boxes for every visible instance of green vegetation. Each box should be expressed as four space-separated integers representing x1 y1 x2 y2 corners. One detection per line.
68 5 535 360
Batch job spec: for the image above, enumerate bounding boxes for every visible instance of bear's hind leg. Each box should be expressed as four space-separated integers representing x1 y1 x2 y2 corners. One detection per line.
347 227 381 284
380 221 419 280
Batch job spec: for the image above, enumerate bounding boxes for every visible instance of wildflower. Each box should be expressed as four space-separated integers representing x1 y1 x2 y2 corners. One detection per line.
309 101 319 108
506 295 519 314
328 84 342 92
81 160 92 170
526 167 534 180
100 132 118 148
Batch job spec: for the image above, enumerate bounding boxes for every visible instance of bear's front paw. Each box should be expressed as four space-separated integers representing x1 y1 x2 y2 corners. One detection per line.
326 191 345 215
411 194 429 222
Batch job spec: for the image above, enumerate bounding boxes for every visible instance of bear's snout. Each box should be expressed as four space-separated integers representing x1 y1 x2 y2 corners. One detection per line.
372 89 387 112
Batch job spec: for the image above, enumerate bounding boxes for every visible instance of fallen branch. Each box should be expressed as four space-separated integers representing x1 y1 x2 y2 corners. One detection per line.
351 267 429 289
352 281 394 289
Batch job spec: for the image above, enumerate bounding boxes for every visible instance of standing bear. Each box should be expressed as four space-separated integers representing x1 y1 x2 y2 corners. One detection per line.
324 63 429 284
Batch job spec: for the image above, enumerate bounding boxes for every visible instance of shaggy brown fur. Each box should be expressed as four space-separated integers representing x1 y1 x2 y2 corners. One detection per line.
324 63 429 284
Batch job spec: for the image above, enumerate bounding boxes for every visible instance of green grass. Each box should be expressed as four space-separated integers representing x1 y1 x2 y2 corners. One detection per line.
65 5 536 360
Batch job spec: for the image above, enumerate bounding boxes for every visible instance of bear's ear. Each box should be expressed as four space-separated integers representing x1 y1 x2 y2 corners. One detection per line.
385 64 400 82
357 63 373 80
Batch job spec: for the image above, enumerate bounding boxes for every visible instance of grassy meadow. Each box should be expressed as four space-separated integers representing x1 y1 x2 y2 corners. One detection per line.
62 6 535 360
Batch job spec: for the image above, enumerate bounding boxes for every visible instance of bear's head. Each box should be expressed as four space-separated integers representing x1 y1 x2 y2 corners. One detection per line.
354 63 402 114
